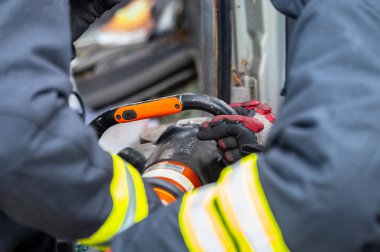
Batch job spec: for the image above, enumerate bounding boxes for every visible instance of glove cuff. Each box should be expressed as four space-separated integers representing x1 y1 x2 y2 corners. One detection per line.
240 143 265 154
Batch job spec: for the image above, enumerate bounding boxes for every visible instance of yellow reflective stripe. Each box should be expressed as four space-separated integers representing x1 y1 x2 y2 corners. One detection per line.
127 163 149 222
179 154 289 252
216 185 253 251
215 167 253 251
80 155 129 245
205 194 237 252
179 193 203 252
180 186 237 252
243 155 290 252
218 159 271 251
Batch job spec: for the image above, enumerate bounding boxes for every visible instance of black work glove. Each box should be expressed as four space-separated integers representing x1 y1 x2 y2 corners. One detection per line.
144 124 224 185
197 115 265 164
135 124 224 204
70 0 122 42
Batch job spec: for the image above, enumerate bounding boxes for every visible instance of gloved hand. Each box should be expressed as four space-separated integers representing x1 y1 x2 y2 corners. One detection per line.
197 100 275 164
120 124 224 205
70 0 122 42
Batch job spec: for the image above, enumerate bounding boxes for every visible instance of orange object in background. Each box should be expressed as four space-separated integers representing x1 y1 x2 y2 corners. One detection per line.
102 0 153 32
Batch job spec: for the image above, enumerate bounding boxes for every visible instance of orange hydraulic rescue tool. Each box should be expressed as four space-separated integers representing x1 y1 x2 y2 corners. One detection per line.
90 93 237 137
90 93 237 204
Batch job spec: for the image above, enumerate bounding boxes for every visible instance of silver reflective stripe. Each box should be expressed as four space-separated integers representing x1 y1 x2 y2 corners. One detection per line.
119 163 137 232
186 186 227 252
219 159 274 252
143 168 194 192
181 155 288 252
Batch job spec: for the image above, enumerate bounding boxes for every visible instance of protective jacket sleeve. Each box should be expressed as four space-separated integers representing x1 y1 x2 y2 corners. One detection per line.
110 0 380 251
0 0 160 247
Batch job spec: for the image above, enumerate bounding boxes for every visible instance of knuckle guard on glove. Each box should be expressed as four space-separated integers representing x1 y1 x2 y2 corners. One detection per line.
230 100 260 116
211 115 264 133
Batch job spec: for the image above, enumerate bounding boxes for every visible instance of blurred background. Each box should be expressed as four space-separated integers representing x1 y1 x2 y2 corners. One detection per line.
71 0 287 153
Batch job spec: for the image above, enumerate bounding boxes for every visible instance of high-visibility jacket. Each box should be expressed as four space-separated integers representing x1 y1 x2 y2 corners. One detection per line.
110 0 380 251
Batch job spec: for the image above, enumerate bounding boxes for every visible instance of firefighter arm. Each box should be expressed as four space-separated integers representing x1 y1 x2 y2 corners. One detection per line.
0 0 161 245
181 1 380 251
109 154 288 252
112 1 380 251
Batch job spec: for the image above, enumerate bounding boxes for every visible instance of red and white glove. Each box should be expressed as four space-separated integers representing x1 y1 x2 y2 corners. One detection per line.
229 100 275 146
197 100 275 164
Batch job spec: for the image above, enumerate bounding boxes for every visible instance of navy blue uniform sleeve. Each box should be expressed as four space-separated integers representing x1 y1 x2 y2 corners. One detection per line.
112 200 188 252
0 0 113 239
0 0 159 243
259 0 380 251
